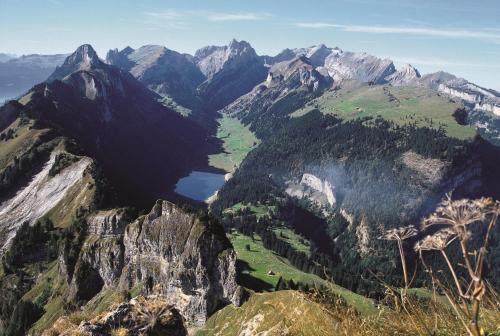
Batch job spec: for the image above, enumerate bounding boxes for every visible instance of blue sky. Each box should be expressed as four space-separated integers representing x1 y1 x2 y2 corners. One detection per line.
1 0 499 90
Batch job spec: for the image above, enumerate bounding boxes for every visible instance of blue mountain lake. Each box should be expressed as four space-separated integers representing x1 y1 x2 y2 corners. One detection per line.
174 171 226 201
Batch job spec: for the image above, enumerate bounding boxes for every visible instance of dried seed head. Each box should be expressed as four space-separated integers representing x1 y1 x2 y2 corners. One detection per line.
422 196 493 230
415 227 457 252
381 225 418 241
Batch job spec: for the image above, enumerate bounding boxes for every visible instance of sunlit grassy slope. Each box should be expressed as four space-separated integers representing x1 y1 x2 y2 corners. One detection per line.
209 114 259 172
292 85 476 140
197 290 339 336
228 231 375 315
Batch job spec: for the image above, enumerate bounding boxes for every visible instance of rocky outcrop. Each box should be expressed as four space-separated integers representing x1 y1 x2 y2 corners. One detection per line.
63 200 240 326
269 44 335 68
284 173 336 213
87 208 129 235
119 200 240 326
386 64 421 86
67 235 124 302
268 45 396 84
44 295 187 336
300 173 336 206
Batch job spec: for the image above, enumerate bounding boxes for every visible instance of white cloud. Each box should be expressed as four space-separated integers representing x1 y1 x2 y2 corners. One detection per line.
296 22 500 43
207 13 270 22
144 10 271 24
142 11 186 29
144 10 183 20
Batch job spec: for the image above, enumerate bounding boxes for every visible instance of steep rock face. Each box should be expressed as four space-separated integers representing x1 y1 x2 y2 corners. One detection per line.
87 208 130 235
285 173 336 211
386 64 421 86
67 235 124 302
324 50 396 84
49 44 101 81
63 201 240 326
119 200 239 325
194 39 257 79
300 173 336 206
195 39 268 110
105 46 135 70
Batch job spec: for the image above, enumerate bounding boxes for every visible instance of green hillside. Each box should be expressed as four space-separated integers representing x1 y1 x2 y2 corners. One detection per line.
292 85 476 140
209 114 260 172
228 231 376 315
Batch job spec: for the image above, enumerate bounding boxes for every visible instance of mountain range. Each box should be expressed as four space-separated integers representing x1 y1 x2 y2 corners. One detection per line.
0 40 499 335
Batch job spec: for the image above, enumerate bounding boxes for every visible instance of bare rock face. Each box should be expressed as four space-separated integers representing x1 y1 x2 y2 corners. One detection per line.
386 64 421 86
119 200 240 326
60 200 240 326
87 208 129 235
67 235 124 302
324 50 396 84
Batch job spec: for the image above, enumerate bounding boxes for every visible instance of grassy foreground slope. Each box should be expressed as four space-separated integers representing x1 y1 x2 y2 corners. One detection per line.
198 289 500 336
209 114 259 172
292 85 476 140
198 290 338 336
229 231 376 315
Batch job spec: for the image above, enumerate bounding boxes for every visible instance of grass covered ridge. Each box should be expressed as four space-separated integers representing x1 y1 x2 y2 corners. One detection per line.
292 85 476 140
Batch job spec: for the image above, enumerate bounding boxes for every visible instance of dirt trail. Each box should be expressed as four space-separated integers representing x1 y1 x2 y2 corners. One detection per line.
0 152 91 254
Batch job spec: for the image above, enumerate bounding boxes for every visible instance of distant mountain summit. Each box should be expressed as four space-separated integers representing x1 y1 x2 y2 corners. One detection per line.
48 44 101 80
195 39 268 110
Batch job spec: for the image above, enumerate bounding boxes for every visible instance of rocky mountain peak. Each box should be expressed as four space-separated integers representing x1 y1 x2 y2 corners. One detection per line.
401 63 421 77
48 44 104 81
386 63 421 85
194 39 259 79
65 44 100 69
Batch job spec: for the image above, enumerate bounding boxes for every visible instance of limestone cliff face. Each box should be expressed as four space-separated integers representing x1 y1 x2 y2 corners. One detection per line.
63 200 240 326
120 200 239 326
87 208 129 235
